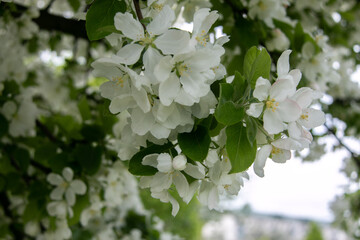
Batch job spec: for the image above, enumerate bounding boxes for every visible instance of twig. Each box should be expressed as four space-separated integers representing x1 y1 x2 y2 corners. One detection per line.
133 0 146 30
324 123 360 170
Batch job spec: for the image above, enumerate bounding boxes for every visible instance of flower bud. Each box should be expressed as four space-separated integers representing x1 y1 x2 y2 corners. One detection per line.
172 155 187 171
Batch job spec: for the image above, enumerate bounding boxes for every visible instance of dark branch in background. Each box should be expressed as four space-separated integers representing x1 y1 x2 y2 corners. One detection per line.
325 123 360 170
0 192 24 240
3 2 88 39
133 0 146 30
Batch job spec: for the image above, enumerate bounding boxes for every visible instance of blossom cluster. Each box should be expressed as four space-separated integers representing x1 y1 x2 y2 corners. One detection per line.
246 50 325 177
92 6 226 141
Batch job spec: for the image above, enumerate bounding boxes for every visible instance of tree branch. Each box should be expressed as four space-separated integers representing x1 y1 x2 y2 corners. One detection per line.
133 0 146 30
325 123 360 170
3 2 88 39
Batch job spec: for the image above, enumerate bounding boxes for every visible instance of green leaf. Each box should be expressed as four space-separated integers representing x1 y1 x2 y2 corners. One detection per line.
68 194 90 226
226 123 257 173
293 22 305 52
54 115 82 140
0 155 16 175
74 144 102 175
67 0 81 12
48 153 70 173
23 199 46 223
243 47 271 89
34 142 57 167
78 96 91 121
80 125 105 142
5 173 26 194
245 116 257 146
85 0 127 41
12 147 30 172
178 126 211 162
249 48 271 89
129 142 174 176
232 71 247 102
214 83 245 126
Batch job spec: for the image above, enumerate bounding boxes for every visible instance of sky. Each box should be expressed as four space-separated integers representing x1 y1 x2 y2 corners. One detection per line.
222 140 351 222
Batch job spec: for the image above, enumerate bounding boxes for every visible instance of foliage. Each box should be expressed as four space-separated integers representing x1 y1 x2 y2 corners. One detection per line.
0 0 359 239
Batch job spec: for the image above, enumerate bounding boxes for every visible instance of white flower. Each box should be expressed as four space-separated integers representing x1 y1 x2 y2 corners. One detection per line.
253 137 301 177
266 29 290 52
46 200 73 219
246 77 301 134
114 5 185 64
248 0 289 28
190 8 219 48
47 167 87 206
288 87 325 148
154 47 224 106
142 153 190 198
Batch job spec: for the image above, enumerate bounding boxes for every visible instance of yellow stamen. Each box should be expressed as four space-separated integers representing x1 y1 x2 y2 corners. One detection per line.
152 3 164 11
177 63 190 76
266 98 279 112
139 32 153 46
112 76 124 87
271 147 283 155
195 30 209 47
301 114 309 120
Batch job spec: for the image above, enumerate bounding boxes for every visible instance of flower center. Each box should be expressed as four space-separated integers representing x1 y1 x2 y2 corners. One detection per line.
224 184 230 190
176 62 190 76
112 76 125 87
61 181 69 188
301 114 309 120
139 32 153 46
152 3 164 11
258 1 267 10
266 98 279 112
271 147 283 155
195 30 209 47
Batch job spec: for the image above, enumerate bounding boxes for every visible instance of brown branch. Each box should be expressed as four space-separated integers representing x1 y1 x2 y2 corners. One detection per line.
133 0 146 30
324 123 360 170
3 2 88 39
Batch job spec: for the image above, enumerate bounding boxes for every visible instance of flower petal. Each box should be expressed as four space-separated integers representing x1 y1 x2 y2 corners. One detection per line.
272 138 302 151
65 188 76 206
47 173 63 186
299 108 325 128
277 49 291 77
159 74 180 106
109 95 136 114
246 102 264 118
62 167 73 182
253 77 270 101
271 149 291 163
115 44 144 65
173 172 189 198
184 163 205 179
130 108 155 135
50 187 65 200
114 12 143 40
150 123 171 139
253 144 272 177
269 78 294 102
131 87 151 113
277 99 301 122
147 5 175 36
154 29 191 55
288 69 301 87
70 180 86 195
157 153 173 172
263 109 286 134
142 154 159 168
